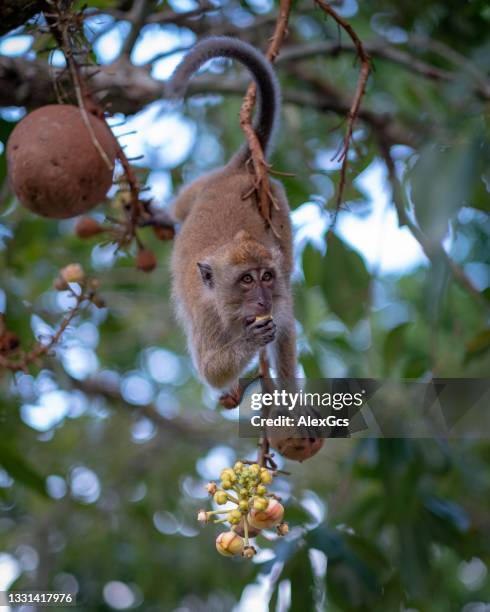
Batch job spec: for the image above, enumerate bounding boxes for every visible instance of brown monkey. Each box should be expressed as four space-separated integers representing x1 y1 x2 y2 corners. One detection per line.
168 37 296 403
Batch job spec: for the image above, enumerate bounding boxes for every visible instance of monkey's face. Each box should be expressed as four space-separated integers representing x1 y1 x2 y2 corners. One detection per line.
233 267 276 322
197 234 283 329
197 259 277 327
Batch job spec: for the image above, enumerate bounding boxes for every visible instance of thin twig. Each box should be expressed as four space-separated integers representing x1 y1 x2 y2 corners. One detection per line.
239 0 292 234
0 291 90 373
313 0 371 235
257 349 273 467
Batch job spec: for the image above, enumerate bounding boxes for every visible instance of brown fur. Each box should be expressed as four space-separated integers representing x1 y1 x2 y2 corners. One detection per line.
171 161 296 390
168 37 297 394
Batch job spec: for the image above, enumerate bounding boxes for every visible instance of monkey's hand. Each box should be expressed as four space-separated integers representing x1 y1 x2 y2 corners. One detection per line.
245 317 276 347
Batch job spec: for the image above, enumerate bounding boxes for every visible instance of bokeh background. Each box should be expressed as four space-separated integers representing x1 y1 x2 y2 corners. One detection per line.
0 0 489 610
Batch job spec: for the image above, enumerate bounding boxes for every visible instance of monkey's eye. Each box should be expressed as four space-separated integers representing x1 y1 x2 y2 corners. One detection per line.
241 273 254 284
262 270 274 282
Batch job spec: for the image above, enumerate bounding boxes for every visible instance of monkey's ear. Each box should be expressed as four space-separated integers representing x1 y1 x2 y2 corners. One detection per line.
197 262 214 288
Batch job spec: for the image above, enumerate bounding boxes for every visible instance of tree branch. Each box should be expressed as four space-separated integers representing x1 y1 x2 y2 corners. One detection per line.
313 0 371 232
0 56 417 147
68 375 225 444
119 0 152 58
279 40 490 100
239 0 292 234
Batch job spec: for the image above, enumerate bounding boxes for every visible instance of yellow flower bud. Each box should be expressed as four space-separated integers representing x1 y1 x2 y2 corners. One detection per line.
227 509 242 525
220 468 236 483
256 484 267 496
221 480 232 490
249 464 260 477
260 468 273 484
239 500 249 512
216 531 244 556
249 499 284 529
239 488 248 498
253 497 269 512
214 491 228 505
234 461 244 472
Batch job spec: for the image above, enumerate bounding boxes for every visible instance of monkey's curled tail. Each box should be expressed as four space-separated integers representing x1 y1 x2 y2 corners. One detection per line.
167 36 281 161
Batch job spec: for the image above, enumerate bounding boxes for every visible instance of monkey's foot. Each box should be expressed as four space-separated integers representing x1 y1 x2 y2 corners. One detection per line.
219 384 243 409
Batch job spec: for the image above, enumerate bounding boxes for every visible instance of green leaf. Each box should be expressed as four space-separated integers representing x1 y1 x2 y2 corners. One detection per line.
410 125 490 238
383 322 411 373
303 237 371 327
402 355 430 379
321 235 371 328
302 243 323 288
300 350 325 378
0 441 48 498
464 328 490 363
307 527 384 609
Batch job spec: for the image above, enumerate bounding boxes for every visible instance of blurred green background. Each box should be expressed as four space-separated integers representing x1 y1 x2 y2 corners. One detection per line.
0 0 489 610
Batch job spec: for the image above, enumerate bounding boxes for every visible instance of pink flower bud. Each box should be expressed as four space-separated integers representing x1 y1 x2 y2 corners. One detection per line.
206 481 218 495
248 499 284 529
197 510 209 524
60 263 85 284
216 531 244 557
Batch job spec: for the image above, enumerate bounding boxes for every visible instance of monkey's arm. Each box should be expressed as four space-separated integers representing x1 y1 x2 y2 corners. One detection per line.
195 318 276 388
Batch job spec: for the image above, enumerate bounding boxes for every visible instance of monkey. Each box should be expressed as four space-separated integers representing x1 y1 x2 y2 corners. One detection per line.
167 37 297 406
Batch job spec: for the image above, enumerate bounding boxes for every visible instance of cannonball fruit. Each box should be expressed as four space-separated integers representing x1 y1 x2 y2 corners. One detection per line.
269 436 324 462
7 104 117 219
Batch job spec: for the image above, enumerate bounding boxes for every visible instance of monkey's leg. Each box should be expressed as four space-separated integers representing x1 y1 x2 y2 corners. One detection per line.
219 381 245 409
172 179 205 223
198 337 258 390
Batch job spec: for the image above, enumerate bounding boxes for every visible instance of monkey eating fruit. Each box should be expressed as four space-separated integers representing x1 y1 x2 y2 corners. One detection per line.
254 314 272 323
168 37 297 401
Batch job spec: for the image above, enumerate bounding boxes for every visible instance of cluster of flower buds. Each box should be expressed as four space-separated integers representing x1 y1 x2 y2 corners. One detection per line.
198 461 288 559
53 264 105 308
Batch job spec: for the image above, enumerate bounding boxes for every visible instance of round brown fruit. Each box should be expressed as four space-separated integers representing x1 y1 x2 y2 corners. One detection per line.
75 216 104 239
153 225 175 241
269 437 324 462
7 104 117 219
136 249 157 272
